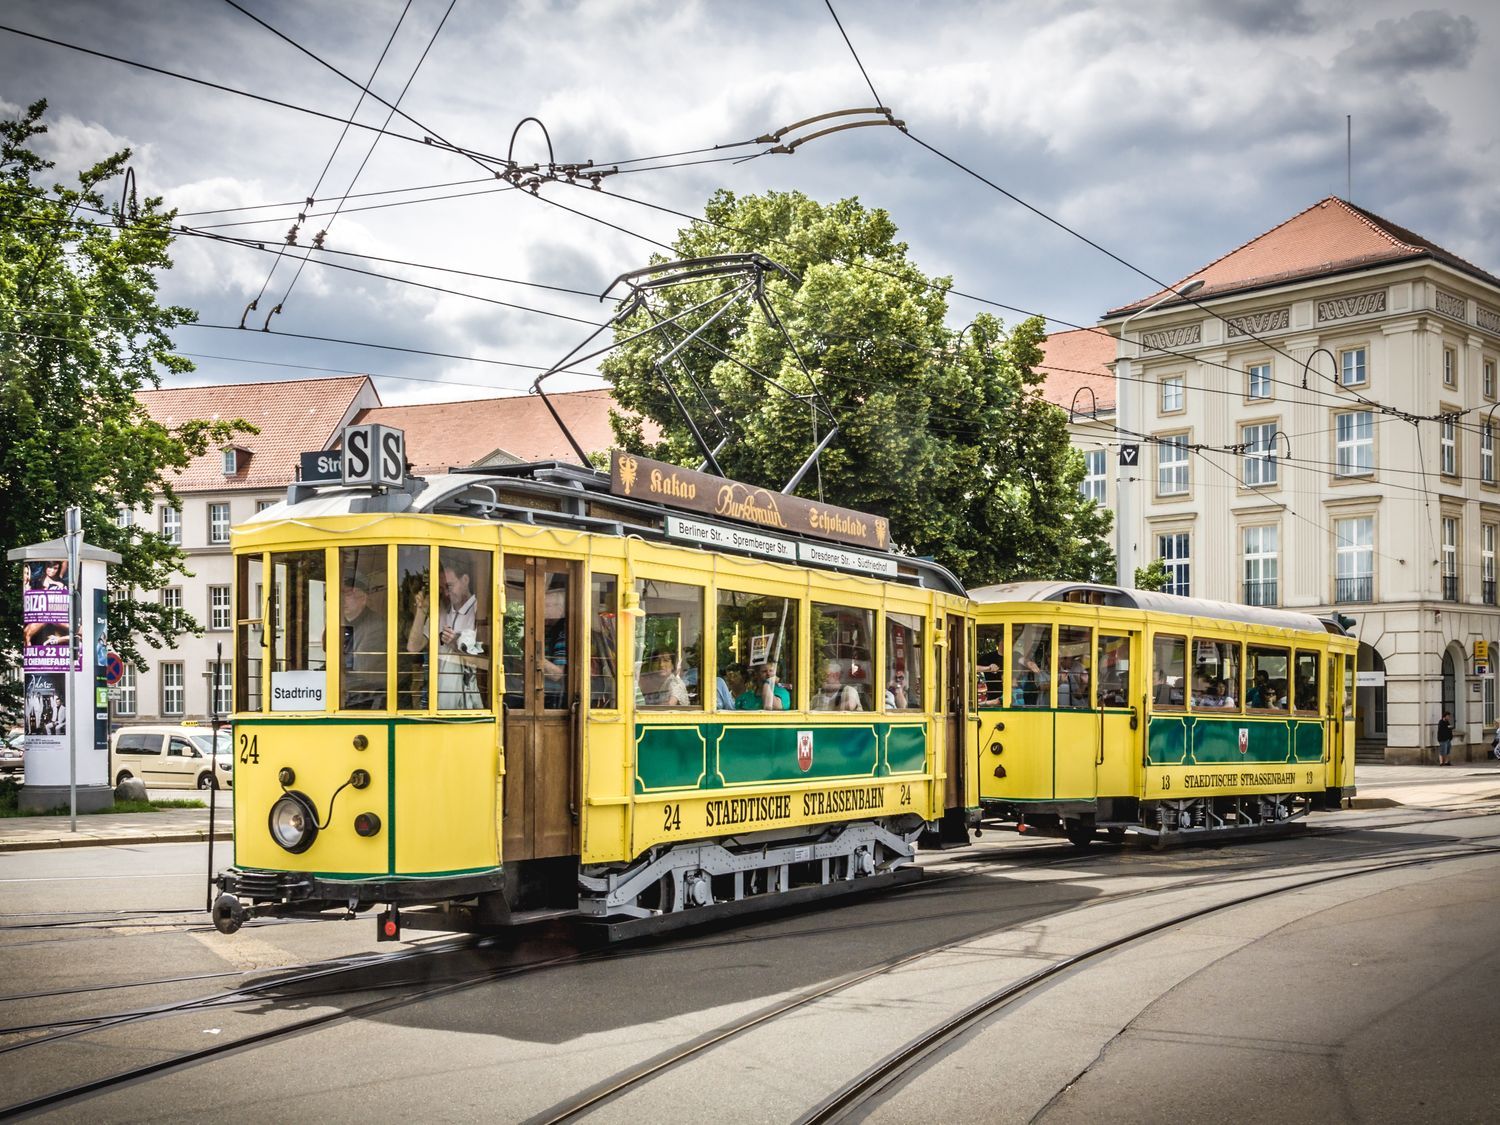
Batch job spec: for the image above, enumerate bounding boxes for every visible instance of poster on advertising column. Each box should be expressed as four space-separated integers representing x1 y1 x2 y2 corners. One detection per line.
23 672 67 757
22 559 80 673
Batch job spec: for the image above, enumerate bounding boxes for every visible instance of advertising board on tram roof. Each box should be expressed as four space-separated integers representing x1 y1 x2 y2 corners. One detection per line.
611 452 891 552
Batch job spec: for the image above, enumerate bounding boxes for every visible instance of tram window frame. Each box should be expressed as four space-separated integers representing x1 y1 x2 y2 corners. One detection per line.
885 611 924 712
716 588 799 713
269 549 328 699
1246 645 1290 712
1011 623 1052 709
338 546 390 711
395 546 432 711
1097 633 1131 708
1057 625 1092 709
1189 639 1242 712
235 553 265 713
811 602 876 712
976 623 1005 709
1152 634 1187 709
635 579 704 711
589 573 619 711
1293 650 1320 714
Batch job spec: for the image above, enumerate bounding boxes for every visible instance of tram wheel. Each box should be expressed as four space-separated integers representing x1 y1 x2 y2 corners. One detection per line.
1064 821 1095 849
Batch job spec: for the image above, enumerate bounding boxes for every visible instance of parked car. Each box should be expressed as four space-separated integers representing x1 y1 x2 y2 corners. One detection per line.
0 730 23 775
110 724 233 790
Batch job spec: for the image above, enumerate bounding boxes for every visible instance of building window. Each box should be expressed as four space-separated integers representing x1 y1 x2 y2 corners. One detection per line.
1483 523 1496 606
160 505 181 545
116 506 133 530
1340 347 1367 387
1243 525 1279 606
1157 532 1190 597
1441 416 1457 476
209 585 231 631
1442 516 1458 601
1080 449 1106 505
1443 347 1456 388
161 662 185 717
1247 362 1271 400
1335 411 1374 476
209 660 232 718
1335 516 1374 603
208 502 231 545
115 664 136 717
222 448 238 475
1485 360 1496 400
1484 423 1495 484
1242 422 1278 487
1160 375 1184 414
257 499 276 513
1156 435 1189 496
161 587 182 612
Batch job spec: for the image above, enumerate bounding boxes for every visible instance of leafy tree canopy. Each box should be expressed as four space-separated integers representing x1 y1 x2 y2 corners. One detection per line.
0 100 252 711
602 189 1112 587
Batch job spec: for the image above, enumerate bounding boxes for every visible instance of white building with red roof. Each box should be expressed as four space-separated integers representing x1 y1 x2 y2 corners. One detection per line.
1063 196 1500 763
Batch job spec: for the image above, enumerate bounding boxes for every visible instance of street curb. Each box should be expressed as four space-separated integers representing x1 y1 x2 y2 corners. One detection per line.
0 831 232 853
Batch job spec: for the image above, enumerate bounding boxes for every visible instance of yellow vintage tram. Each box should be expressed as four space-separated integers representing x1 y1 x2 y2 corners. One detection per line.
214 447 975 937
972 583 1357 844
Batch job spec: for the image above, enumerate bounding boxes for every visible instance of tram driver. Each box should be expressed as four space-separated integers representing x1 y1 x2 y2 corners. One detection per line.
341 573 387 709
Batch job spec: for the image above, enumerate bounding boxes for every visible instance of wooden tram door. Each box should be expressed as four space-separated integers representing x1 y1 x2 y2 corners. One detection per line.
501 556 579 862
943 614 968 812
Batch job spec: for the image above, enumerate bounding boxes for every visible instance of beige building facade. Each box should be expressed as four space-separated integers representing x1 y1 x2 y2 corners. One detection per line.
1054 198 1500 764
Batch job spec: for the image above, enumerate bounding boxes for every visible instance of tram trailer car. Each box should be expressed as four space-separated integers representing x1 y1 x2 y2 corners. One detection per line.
213 456 977 939
972 583 1357 845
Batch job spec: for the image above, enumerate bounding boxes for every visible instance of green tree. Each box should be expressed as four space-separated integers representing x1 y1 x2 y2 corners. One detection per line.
1133 558 1170 591
602 189 1112 586
1 100 251 713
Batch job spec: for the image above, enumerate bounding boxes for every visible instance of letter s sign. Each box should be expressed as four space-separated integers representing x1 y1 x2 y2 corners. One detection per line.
379 429 405 486
342 425 373 486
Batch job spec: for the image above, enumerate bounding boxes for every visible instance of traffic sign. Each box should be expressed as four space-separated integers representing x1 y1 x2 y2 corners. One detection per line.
104 651 124 686
1119 444 1140 466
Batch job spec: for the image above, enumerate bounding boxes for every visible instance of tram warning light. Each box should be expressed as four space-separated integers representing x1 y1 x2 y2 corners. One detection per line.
377 909 400 942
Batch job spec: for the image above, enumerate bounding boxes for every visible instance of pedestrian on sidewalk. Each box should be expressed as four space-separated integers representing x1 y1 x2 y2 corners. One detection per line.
1436 711 1453 766
1490 726 1500 761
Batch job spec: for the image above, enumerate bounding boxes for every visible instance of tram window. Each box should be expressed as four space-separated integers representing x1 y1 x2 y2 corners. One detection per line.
1057 626 1092 709
1190 640 1241 711
1012 623 1052 708
235 554 264 712
1152 634 1186 708
976 624 1005 708
270 550 327 704
1097 634 1130 707
811 603 875 711
503 567 526 710
635 580 703 709
339 547 388 710
1293 651 1320 713
432 548 492 711
1246 646 1290 711
885 612 923 711
590 574 618 710
396 546 430 710
1343 658 1354 720
717 589 798 711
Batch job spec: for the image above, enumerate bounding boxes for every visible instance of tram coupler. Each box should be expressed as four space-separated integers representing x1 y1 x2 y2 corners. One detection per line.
211 893 248 935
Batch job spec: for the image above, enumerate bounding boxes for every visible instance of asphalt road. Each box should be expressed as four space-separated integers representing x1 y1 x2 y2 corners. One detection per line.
1 801 1497 1122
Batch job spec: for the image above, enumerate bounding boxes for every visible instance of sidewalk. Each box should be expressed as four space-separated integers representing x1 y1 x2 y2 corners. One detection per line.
1 763 1498 853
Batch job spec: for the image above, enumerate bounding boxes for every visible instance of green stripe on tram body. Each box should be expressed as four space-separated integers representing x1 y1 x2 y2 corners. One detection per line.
634 722 929 793
1148 715 1327 766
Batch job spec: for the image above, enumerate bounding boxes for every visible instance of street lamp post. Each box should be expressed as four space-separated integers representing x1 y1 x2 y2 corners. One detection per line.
1113 279 1204 587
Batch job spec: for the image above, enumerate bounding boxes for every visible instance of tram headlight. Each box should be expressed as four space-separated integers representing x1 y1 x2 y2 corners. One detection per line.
268 790 319 854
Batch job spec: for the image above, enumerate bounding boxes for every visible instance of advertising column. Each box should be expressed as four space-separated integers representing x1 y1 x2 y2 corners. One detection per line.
9 535 121 815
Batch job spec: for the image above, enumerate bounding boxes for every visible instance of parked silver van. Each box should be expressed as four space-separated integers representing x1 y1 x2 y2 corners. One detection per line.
110 725 232 790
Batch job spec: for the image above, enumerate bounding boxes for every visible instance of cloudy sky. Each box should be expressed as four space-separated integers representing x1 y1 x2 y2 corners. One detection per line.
3 0 1496 404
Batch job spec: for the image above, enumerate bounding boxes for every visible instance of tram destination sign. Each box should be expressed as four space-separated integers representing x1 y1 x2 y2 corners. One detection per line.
612 452 891 552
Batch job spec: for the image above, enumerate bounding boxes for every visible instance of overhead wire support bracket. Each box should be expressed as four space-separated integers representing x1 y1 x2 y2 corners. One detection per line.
756 107 905 154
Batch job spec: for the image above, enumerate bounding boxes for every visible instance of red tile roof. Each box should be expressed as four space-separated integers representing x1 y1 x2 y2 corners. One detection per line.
1107 196 1500 318
1039 327 1117 413
357 388 654 474
138 376 374 491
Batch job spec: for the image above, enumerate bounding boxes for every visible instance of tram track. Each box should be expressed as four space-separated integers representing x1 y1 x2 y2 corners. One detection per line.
525 833 1500 1124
